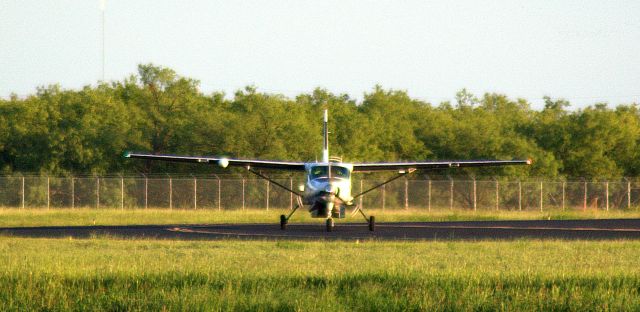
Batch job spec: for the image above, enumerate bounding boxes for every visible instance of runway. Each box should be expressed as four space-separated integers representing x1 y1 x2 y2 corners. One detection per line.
2 219 640 241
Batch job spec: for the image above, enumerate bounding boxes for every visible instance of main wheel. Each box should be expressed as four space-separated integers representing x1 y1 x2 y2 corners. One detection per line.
280 214 287 230
326 218 334 232
368 215 375 231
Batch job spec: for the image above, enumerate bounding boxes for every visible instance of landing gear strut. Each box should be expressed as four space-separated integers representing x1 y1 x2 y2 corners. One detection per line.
280 196 303 231
351 205 375 231
326 218 335 232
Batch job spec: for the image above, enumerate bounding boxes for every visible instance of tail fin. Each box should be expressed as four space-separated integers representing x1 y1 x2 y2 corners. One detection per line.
322 109 329 163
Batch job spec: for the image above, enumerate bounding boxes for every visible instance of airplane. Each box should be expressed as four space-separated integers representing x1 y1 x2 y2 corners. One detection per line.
125 109 531 232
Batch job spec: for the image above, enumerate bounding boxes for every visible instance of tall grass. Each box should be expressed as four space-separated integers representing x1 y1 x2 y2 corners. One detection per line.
1 237 639 310
1 208 639 227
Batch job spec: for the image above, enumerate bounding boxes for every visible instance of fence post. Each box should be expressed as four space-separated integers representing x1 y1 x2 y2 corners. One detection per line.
242 178 245 211
583 181 587 212
539 181 543 212
473 177 477 212
627 178 631 209
266 180 270 211
382 184 386 211
427 178 431 212
71 177 75 209
562 181 565 211
21 175 25 209
96 177 100 209
518 180 522 211
605 181 609 212
289 177 293 210
194 177 197 210
218 177 221 211
144 176 148 209
495 179 499 211
449 177 454 211
359 179 363 209
404 178 409 209
169 177 173 210
121 176 124 210
47 176 50 210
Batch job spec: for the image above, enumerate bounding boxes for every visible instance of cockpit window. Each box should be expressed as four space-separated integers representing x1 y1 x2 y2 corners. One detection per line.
310 166 350 179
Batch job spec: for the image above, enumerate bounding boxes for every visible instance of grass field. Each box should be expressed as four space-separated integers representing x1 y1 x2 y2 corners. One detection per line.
1 237 639 311
2 209 640 310
1 207 640 227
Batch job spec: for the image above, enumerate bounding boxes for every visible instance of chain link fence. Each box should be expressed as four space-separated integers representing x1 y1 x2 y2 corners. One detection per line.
1 175 640 211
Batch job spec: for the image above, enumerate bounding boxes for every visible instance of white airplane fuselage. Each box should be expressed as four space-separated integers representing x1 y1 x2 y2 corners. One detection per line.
302 163 353 218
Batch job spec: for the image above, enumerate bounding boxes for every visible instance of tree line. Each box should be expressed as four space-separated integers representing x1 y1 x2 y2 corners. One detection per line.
1 64 638 179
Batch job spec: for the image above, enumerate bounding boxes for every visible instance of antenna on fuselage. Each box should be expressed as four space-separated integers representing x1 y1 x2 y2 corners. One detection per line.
322 109 329 163
323 109 332 180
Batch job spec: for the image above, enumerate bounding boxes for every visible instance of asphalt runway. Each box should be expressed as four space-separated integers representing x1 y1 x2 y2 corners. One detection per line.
2 219 640 241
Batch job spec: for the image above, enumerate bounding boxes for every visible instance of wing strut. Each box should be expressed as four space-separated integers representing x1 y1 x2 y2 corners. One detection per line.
351 168 416 200
349 168 416 229
246 167 302 197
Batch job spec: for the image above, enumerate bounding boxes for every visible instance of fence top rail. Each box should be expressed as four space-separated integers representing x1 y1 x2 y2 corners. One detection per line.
2 174 640 183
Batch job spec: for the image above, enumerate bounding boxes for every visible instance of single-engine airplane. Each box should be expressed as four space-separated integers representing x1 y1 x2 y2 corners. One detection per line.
125 109 531 232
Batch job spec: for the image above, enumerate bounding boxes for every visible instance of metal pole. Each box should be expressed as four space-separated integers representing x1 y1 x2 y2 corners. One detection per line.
583 181 587 211
404 178 409 209
382 184 386 211
449 178 454 210
605 181 609 212
218 178 221 211
169 177 172 210
561 181 565 211
194 178 197 210
359 179 363 209
144 177 148 209
428 179 431 212
242 178 245 211
71 177 75 209
628 179 631 209
121 177 124 210
47 176 50 210
473 178 476 212
539 181 543 212
266 180 270 211
101 0 105 81
518 180 522 211
289 177 293 210
495 179 499 211
96 177 100 209
21 176 25 209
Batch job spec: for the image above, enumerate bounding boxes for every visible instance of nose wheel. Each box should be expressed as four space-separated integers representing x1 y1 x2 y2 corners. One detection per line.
326 218 335 232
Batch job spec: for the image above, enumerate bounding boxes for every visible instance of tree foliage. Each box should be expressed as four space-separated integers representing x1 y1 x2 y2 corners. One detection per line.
1 64 638 179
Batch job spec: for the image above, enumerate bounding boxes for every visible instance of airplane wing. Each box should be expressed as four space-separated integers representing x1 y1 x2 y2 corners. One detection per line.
124 152 307 171
351 159 531 172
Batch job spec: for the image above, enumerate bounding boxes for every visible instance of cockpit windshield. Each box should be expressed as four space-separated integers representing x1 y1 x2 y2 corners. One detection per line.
309 165 350 180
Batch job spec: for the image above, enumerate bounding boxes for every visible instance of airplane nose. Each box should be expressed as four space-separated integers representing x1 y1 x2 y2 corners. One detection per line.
325 182 341 194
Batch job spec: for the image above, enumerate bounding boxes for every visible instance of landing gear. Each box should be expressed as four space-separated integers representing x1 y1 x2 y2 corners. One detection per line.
368 215 375 231
280 196 303 231
351 205 375 232
280 214 287 230
326 218 335 232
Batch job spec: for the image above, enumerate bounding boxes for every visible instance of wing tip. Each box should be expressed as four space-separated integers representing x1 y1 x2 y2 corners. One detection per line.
123 151 131 158
526 158 533 165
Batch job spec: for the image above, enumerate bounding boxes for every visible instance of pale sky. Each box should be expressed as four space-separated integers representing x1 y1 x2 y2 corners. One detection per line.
1 0 639 109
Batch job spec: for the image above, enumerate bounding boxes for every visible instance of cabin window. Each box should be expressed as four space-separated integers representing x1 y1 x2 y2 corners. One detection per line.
310 166 350 179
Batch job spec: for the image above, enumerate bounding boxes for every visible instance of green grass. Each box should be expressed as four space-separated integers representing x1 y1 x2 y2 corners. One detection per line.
1 208 639 227
2 209 639 310
0 237 639 311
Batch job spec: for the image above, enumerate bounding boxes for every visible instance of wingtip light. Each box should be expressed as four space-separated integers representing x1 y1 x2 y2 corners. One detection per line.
526 159 533 165
218 158 229 168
